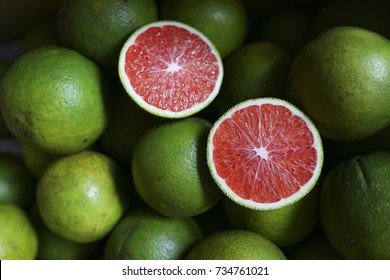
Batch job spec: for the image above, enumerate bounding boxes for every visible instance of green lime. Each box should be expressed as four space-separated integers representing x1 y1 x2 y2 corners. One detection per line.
57 0 158 69
160 0 249 58
215 41 293 114
36 150 129 243
320 150 390 259
132 118 222 217
105 207 203 260
186 229 286 260
223 186 319 247
287 26 390 141
29 203 102 260
0 46 111 155
0 203 38 259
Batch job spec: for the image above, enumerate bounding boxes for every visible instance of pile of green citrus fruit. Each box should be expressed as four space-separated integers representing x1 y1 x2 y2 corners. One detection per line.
0 0 389 260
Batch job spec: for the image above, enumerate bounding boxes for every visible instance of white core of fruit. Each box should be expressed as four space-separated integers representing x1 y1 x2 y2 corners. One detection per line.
255 146 269 160
166 62 182 73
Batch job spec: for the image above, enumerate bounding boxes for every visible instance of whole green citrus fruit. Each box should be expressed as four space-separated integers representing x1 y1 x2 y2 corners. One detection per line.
186 229 286 260
57 0 158 69
287 26 390 141
216 41 293 114
223 186 319 247
132 118 222 217
105 207 203 260
0 203 38 259
0 46 110 155
36 150 129 243
29 203 102 260
320 150 390 259
160 0 249 58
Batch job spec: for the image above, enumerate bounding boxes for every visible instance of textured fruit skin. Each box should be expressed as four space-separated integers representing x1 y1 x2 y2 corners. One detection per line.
216 41 293 114
36 151 129 243
105 207 203 260
160 0 249 58
28 203 101 260
223 186 319 247
132 118 222 217
0 46 110 155
186 229 286 260
320 150 390 259
287 26 390 141
0 153 36 208
57 0 158 69
0 203 38 260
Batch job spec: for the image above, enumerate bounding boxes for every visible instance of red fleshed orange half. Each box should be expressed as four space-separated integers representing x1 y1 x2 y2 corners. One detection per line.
207 98 323 210
118 21 223 118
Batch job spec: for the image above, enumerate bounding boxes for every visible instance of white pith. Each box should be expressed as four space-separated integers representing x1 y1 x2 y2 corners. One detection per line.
207 98 324 211
118 21 224 119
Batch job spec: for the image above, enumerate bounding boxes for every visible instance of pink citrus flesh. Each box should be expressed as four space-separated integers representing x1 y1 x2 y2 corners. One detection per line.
207 98 323 210
118 21 223 118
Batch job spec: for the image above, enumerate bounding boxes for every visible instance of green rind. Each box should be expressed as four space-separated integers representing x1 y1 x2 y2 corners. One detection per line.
36 151 129 243
57 0 159 69
0 204 38 260
104 207 203 260
186 229 286 260
320 150 390 259
131 117 222 218
0 46 110 155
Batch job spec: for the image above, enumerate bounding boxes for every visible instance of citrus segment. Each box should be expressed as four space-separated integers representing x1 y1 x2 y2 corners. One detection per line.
119 21 223 118
207 98 323 210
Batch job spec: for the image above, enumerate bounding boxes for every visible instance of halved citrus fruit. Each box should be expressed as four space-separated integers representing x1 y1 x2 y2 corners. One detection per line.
207 98 323 210
118 21 223 118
